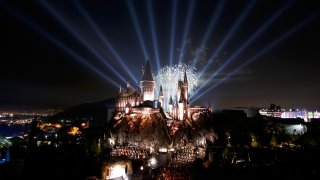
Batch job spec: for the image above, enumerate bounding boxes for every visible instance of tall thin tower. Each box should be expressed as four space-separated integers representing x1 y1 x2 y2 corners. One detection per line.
140 60 155 102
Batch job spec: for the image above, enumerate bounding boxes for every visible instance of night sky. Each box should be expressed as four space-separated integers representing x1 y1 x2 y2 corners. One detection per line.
0 0 319 111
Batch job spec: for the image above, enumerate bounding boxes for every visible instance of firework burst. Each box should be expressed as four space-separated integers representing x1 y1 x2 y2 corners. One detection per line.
155 63 200 110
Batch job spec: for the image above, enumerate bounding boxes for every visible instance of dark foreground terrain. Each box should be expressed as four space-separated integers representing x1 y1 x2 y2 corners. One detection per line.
1 145 320 180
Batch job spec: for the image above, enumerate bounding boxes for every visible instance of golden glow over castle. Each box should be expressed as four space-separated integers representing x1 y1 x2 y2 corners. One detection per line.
115 60 211 120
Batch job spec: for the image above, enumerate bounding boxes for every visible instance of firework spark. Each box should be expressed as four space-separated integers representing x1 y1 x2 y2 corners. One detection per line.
155 63 200 110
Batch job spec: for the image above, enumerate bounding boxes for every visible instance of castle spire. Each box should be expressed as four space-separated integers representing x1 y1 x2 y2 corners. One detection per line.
179 90 184 103
127 80 130 92
142 59 153 81
158 85 164 108
208 98 213 112
183 70 188 85
169 95 174 105
159 85 164 96
140 59 155 102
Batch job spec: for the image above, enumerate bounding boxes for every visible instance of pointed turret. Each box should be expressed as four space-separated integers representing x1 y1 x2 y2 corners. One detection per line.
142 59 153 81
119 85 122 93
183 70 188 85
140 59 155 102
159 85 164 96
126 80 130 92
182 71 188 102
177 79 183 103
208 99 213 112
179 91 184 103
158 85 164 108
169 95 173 105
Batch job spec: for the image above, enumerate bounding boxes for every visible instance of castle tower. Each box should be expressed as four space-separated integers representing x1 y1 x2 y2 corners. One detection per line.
183 71 188 101
178 91 184 120
119 84 122 93
168 95 174 116
208 100 213 112
176 80 183 105
126 80 130 92
182 71 190 118
140 60 155 102
158 85 164 108
125 103 132 114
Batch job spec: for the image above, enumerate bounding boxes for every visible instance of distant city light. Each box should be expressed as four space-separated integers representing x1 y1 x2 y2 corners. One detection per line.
67 127 81 136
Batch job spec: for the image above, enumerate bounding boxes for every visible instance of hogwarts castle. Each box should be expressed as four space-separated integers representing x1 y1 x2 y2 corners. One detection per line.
115 60 212 120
